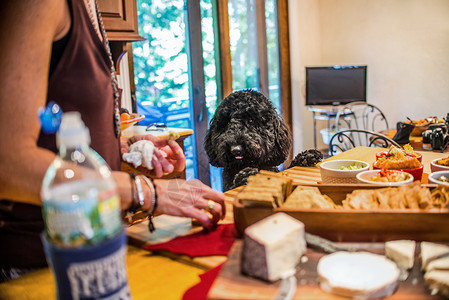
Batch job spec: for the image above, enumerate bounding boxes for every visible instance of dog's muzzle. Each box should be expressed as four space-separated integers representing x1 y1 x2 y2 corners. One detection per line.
230 145 244 160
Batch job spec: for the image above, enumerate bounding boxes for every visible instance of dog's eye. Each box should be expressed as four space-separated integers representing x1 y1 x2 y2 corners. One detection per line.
248 119 253 124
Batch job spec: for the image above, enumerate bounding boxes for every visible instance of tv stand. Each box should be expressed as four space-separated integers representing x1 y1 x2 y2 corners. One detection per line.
308 106 342 149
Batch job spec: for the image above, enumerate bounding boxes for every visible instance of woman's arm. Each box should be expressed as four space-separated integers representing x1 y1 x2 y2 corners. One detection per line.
0 0 71 205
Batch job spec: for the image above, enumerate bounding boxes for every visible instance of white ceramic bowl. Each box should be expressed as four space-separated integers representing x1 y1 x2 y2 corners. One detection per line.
430 158 449 173
356 170 414 186
428 171 449 186
320 160 370 184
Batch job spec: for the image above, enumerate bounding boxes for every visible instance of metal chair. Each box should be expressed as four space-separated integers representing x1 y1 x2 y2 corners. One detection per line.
332 102 390 150
334 101 389 132
328 129 400 156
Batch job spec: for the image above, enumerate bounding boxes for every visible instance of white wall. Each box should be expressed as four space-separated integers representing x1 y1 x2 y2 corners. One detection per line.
289 0 449 153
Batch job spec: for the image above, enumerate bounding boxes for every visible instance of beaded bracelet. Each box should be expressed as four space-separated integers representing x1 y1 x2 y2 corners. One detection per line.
138 175 158 233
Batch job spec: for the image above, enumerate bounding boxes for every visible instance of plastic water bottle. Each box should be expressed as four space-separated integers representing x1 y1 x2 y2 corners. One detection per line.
41 111 131 299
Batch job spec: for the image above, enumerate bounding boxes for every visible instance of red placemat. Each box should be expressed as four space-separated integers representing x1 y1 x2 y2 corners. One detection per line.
182 262 225 300
142 223 237 257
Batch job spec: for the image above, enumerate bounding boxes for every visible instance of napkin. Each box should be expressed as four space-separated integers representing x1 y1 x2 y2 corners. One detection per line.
142 223 236 257
182 262 224 300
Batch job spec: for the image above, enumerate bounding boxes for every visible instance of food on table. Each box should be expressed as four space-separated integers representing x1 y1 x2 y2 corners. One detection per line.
437 176 449 183
377 144 422 161
376 154 421 170
241 213 306 282
370 169 410 183
424 270 449 298
436 156 449 167
385 240 416 270
283 186 336 209
244 179 449 210
402 144 421 159
317 251 400 299
376 146 421 169
421 242 449 271
122 140 155 169
339 162 364 170
343 182 449 210
237 171 293 208
420 242 449 298
120 112 131 122
426 255 449 273
168 130 180 141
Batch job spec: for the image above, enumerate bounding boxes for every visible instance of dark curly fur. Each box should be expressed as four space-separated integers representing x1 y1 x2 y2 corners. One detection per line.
289 149 323 168
204 90 292 191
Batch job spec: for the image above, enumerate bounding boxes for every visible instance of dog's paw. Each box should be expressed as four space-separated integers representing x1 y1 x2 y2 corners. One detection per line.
232 167 260 189
289 149 323 168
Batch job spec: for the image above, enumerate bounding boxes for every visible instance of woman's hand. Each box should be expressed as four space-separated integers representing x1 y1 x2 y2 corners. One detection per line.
153 179 226 229
121 134 186 178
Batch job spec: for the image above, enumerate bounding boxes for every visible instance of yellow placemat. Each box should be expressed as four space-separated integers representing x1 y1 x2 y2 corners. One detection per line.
0 245 205 300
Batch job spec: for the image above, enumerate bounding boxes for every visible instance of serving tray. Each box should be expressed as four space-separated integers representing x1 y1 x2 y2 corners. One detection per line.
233 184 449 242
208 240 447 300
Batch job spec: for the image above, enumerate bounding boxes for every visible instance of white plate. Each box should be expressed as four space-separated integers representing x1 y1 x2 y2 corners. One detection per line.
356 170 414 186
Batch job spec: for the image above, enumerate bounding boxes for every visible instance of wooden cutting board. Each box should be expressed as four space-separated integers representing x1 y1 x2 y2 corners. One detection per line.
208 240 446 300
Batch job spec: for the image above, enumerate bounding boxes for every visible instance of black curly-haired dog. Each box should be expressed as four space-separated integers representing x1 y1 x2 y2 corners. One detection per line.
204 90 290 191
205 90 322 191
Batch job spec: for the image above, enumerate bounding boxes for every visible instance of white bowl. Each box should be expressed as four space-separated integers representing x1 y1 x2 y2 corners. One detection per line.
320 159 370 184
356 170 414 186
430 158 449 173
428 171 449 186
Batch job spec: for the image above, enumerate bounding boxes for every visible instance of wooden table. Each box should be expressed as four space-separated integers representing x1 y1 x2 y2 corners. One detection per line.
1 147 447 299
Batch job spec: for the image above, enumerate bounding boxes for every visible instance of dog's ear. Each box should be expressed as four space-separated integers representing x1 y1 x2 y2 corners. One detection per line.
265 116 292 166
204 115 222 167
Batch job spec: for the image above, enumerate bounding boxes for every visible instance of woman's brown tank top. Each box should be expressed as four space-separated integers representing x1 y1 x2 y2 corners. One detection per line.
38 0 121 171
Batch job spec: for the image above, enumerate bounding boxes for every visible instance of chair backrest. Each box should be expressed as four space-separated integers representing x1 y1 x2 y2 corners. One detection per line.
334 102 389 133
328 129 401 156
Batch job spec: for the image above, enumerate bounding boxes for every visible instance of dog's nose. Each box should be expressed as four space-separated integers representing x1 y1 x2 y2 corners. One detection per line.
230 145 243 156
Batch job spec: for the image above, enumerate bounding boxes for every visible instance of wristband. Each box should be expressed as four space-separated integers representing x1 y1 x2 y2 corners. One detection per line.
134 175 145 208
126 173 139 223
138 175 158 232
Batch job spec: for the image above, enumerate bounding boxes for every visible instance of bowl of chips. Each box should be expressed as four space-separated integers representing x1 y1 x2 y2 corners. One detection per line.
428 171 449 186
356 170 414 186
430 156 449 173
376 151 422 163
319 160 370 184
376 145 422 162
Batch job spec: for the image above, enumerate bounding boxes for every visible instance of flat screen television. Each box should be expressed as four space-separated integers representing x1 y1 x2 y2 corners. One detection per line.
305 65 367 106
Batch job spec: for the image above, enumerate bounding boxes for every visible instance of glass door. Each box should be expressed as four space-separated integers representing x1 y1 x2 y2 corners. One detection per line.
133 0 216 185
132 0 290 191
228 0 281 111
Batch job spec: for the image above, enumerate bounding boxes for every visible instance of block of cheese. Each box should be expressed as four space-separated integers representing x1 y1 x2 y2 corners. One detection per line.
385 240 416 269
424 270 449 298
240 212 306 282
317 251 400 299
421 242 449 271
427 256 449 272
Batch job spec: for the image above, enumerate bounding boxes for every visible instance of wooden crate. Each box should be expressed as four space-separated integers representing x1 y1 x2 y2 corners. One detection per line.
233 184 449 242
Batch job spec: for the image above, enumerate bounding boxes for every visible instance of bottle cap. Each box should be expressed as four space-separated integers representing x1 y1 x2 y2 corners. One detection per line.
56 112 91 148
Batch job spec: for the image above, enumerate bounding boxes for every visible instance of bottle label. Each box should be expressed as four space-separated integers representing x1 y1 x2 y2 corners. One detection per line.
43 230 131 300
98 188 122 238
43 180 121 246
